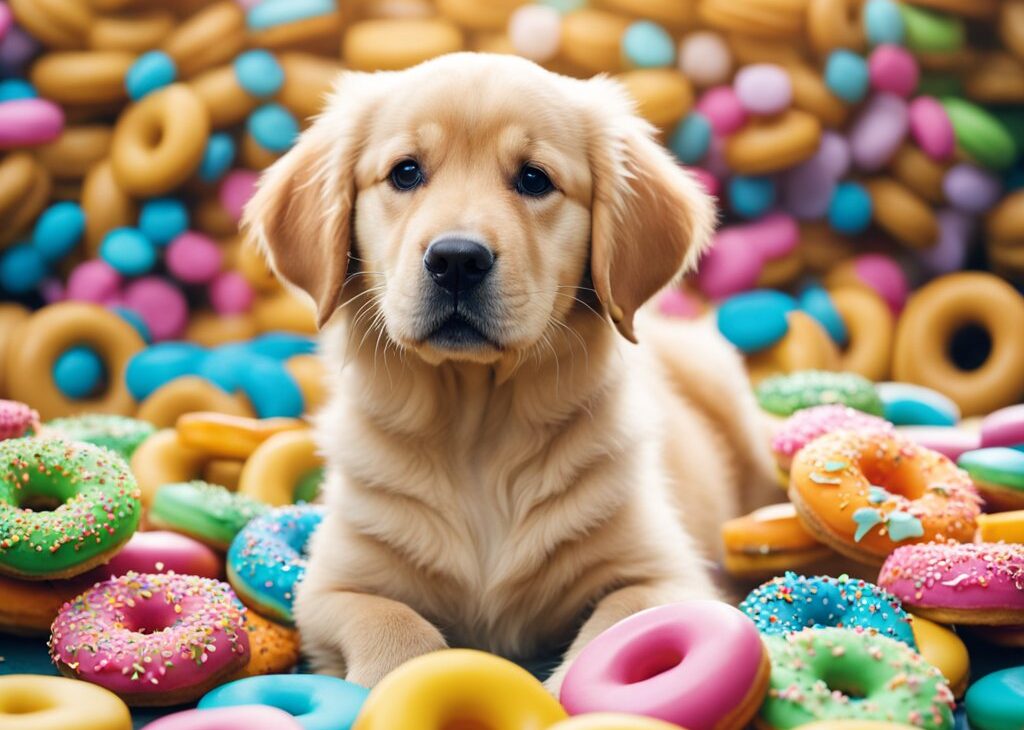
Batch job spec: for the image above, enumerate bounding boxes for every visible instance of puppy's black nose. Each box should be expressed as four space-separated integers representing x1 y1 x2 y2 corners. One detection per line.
423 238 494 294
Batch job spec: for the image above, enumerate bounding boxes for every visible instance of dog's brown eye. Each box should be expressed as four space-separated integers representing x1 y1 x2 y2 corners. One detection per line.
516 165 553 197
390 160 423 191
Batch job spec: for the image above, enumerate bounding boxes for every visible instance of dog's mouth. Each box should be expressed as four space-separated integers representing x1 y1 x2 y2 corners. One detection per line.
425 314 501 351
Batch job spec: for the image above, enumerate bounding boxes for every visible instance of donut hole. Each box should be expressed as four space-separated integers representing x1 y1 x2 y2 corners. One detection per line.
0 694 53 714
122 597 180 635
623 648 684 684
443 721 491 730
947 322 992 372
858 459 926 501
821 666 868 701
18 494 64 512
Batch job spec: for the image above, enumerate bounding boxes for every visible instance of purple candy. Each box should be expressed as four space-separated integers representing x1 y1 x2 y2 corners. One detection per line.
916 208 973 275
849 93 908 171
942 163 1002 214
783 133 848 219
734 64 792 115
0 26 39 76
816 131 852 179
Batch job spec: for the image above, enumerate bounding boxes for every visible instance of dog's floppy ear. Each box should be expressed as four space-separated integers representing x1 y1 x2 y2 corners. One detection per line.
243 74 375 328
588 79 716 342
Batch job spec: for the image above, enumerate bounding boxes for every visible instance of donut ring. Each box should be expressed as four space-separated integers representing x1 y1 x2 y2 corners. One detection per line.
889 144 948 205
88 10 176 53
130 429 211 506
111 84 210 197
285 355 328 414
726 109 822 175
699 0 805 40
177 412 307 460
342 18 464 72
0 304 29 398
830 286 894 381
0 153 37 220
230 611 300 679
149 481 269 550
200 674 369 729
558 9 630 75
807 0 865 55
189 65 259 129
0 574 81 636
789 429 981 566
0 163 51 248
893 272 1024 416
9 0 91 50
82 159 136 254
249 12 344 55
5 303 144 420
45 414 156 460
137 376 254 429
910 615 971 699
0 675 131 730
1002 2 1024 61
237 429 323 506
161 1 246 78
184 312 260 348
746 312 840 385
549 716 682 730
866 177 939 249
30 51 135 105
721 503 830 578
35 125 113 180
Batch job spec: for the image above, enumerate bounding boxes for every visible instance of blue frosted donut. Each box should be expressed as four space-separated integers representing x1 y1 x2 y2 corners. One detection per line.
739 572 916 647
227 504 325 625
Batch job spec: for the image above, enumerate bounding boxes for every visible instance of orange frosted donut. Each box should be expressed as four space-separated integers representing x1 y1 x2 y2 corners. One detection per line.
721 503 832 579
789 429 981 566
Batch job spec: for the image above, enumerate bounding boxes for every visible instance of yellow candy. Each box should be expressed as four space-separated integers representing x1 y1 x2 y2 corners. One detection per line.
909 615 970 698
342 19 464 72
353 649 567 730
978 511 1024 543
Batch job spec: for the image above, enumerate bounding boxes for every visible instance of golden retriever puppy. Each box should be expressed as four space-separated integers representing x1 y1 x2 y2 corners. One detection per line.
245 52 775 691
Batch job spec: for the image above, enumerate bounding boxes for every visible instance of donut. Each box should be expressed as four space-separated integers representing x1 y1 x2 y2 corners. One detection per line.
236 428 323 505
230 610 300 679
757 370 884 417
758 627 954 730
790 429 981 565
977 510 1024 543
721 503 832 579
227 504 325 625
129 429 211 505
149 481 269 551
957 447 1024 510
771 404 890 473
0 398 38 440
0 674 132 730
560 601 769 730
878 541 1024 626
909 615 970 698
745 313 841 386
827 290 896 378
176 411 306 460
725 109 822 175
91 530 222 582
965 666 1024 730
200 673 369 729
44 414 156 459
146 706 303 730
0 438 141 579
49 572 250 706
892 272 1024 417
740 572 916 646
548 717 683 730
137 377 255 429
0 573 81 635
877 383 960 428
981 403 1024 448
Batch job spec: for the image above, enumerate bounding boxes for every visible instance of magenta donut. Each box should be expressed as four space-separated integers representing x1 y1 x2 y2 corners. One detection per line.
49 572 249 706
878 542 1024 626
771 404 890 472
0 398 38 440
559 600 769 730
145 705 304 730
90 531 222 581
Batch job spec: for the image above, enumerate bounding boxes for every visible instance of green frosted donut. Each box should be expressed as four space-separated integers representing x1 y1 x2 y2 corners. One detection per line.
760 627 954 730
45 414 156 460
0 437 141 579
757 371 884 417
150 480 269 550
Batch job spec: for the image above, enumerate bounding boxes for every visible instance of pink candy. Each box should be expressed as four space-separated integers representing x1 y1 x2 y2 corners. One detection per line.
166 231 223 284
696 213 798 299
220 169 260 222
0 3 11 42
696 86 747 136
868 45 919 98
896 425 980 461
852 253 908 313
0 98 63 148
0 398 38 440
66 260 123 303
733 64 792 115
657 288 703 319
123 276 189 342
689 166 720 197
981 404 1024 449
209 271 255 315
909 96 955 161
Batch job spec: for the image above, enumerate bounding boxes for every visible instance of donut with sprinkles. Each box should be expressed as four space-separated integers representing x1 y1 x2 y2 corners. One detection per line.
0 399 39 440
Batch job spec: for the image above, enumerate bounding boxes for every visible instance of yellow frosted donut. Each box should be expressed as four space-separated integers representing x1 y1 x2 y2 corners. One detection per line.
435 0 525 32
352 650 567 730
161 0 246 78
0 675 131 730
35 125 113 180
81 160 136 255
909 615 970 698
237 429 322 506
88 10 175 52
136 376 254 428
560 9 630 75
130 429 210 506
865 178 938 249
6 303 143 420
746 311 840 385
177 411 307 460
829 286 893 382
342 19 464 72
888 144 948 205
30 51 135 105
726 110 822 175
806 0 865 55
615 70 693 130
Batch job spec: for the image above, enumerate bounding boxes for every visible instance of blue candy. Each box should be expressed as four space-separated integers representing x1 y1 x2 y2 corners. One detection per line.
864 0 905 46
234 49 285 98
799 286 848 345
33 201 86 262
125 342 207 400
198 345 251 392
621 21 675 68
828 180 873 234
138 198 189 246
0 244 46 294
200 673 368 730
199 132 237 183
239 355 305 418
100 228 157 276
125 51 177 101
877 382 960 426
0 79 36 101
669 112 712 165
825 50 870 104
717 290 797 354
53 346 105 400
740 572 917 647
728 176 776 219
111 307 152 343
227 504 325 624
247 0 336 31
247 332 317 360
248 103 299 153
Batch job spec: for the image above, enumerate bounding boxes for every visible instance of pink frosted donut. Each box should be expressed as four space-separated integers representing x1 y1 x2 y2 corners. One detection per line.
0 98 64 148
146 705 303 730
771 404 890 472
49 572 250 706
981 404 1024 449
560 600 769 730
878 542 1024 625
91 531 222 581
0 399 38 440
896 425 980 461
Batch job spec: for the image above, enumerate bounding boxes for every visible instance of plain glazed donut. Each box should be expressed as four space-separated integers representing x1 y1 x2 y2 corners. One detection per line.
0 574 80 635
161 1 246 78
81 159 136 255
726 109 822 175
829 286 894 381
892 272 1024 416
9 0 91 50
865 177 939 249
237 429 323 506
0 675 131 730
5 302 144 420
34 125 113 180
342 18 464 72
188 65 260 129
561 600 769 730
130 429 211 506
137 376 254 428
88 10 176 53
0 304 29 397
746 312 840 385
30 51 135 105
806 0 865 55
177 412 306 460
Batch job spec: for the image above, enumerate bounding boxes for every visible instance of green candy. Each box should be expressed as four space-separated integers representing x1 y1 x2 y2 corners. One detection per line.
942 97 1018 170
0 437 141 578
760 628 954 730
46 414 156 460
899 5 964 53
756 370 884 417
149 480 269 550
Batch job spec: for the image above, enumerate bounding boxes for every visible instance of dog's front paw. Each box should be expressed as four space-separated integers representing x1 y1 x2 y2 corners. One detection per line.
345 622 449 688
